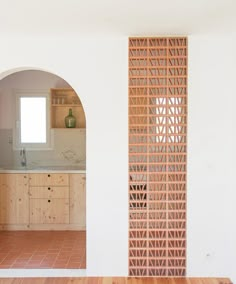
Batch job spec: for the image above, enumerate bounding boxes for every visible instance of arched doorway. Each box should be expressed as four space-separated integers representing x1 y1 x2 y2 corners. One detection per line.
0 68 86 271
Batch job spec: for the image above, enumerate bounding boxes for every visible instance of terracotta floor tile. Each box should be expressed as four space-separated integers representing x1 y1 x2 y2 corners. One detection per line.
43 254 58 260
60 249 74 254
66 262 80 268
69 257 82 263
0 249 11 254
47 249 60 254
0 260 14 265
56 256 71 262
5 254 19 259
32 251 47 256
27 260 43 265
35 250 48 254
53 261 69 267
57 253 71 258
11 263 27 268
0 231 86 269
40 260 55 266
39 264 53 268
14 259 29 264
0 264 11 268
25 265 40 268
30 255 45 261
19 253 33 257
0 254 7 261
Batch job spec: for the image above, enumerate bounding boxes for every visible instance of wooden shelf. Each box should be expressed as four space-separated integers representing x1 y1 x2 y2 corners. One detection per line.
51 127 85 130
51 104 83 107
50 88 86 129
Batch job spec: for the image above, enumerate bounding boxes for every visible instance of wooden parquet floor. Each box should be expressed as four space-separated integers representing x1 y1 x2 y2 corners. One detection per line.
0 277 232 284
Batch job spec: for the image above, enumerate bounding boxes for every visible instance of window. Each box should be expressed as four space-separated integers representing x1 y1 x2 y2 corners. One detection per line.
14 91 52 149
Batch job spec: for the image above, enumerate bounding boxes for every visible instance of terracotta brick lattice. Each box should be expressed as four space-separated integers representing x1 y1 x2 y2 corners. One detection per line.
129 37 187 276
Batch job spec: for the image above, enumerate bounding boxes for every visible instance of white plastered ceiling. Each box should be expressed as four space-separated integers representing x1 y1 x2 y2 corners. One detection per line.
0 0 235 36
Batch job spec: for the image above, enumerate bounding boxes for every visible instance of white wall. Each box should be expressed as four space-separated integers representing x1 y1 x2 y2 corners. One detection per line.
0 35 235 281
188 35 236 282
0 37 129 276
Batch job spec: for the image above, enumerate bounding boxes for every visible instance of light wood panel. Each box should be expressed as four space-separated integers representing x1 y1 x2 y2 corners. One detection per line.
129 37 187 276
0 278 232 284
29 198 69 224
29 186 69 199
0 173 85 230
29 173 69 225
0 174 29 225
29 173 69 186
69 174 86 228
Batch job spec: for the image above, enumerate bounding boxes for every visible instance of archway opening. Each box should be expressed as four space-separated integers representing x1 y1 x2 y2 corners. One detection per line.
0 68 86 271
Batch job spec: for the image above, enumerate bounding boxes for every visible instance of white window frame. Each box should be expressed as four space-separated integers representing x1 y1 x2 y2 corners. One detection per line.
14 90 53 150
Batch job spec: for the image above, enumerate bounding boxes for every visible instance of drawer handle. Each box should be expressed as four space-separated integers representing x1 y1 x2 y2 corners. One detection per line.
48 174 51 177
48 187 51 190
48 200 51 203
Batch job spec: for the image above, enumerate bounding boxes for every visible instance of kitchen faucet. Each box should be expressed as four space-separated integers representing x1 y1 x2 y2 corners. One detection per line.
20 148 27 167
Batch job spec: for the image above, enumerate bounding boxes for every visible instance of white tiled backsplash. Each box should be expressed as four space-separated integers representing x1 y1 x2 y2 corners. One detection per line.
0 129 14 166
0 128 86 168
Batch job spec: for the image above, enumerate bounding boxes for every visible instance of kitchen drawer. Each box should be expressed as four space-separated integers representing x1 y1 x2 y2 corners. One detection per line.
29 186 69 199
30 198 69 224
29 173 69 186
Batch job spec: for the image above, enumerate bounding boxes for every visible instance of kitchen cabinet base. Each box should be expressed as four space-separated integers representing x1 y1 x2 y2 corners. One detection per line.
0 224 85 231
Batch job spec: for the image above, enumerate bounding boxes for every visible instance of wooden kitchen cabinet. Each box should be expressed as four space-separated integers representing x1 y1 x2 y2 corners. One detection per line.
69 174 86 229
29 199 69 224
30 186 69 199
0 174 29 227
29 173 69 187
0 173 86 230
29 173 69 225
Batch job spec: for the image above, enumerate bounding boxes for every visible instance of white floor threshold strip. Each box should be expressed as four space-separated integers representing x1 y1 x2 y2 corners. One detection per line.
0 269 87 277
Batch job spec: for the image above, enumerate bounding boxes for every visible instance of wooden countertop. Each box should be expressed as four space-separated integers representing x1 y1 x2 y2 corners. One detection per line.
0 166 86 174
0 277 232 284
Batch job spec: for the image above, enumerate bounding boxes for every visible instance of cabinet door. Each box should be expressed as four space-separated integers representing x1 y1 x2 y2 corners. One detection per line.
69 174 86 228
29 186 69 199
29 173 69 186
30 198 69 224
0 174 29 224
